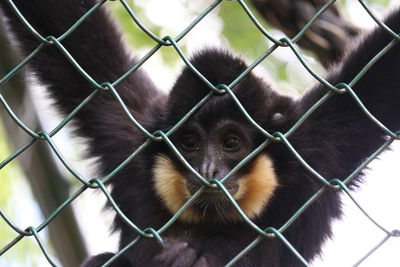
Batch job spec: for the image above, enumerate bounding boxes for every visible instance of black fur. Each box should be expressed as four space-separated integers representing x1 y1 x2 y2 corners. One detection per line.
1 1 399 266
81 252 132 267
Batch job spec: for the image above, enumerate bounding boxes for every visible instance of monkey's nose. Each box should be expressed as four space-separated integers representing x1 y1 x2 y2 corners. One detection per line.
200 161 217 180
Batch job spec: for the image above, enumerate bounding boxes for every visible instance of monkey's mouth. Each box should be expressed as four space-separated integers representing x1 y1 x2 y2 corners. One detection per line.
189 184 239 213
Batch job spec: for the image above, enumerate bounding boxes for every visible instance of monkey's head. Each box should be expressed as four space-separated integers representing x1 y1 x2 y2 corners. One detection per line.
152 49 294 224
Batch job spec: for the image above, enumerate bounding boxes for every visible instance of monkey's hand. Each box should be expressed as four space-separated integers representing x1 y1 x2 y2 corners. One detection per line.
153 238 216 267
81 252 133 267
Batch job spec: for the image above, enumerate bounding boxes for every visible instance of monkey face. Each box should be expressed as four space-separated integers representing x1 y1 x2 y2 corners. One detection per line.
153 119 278 224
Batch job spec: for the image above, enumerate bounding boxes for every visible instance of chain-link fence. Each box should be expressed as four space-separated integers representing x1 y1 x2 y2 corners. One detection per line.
1 0 399 266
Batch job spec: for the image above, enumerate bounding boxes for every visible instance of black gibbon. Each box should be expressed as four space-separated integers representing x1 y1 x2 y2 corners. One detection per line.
1 0 399 266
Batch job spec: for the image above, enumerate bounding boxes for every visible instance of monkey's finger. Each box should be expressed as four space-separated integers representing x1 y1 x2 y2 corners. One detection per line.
170 247 197 267
192 256 209 267
153 240 188 265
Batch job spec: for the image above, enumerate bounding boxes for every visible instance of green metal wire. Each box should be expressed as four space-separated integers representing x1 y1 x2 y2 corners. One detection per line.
0 0 399 266
28 227 58 267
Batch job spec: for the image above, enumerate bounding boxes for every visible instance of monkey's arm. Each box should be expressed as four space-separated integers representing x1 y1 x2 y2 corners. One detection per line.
1 0 163 169
296 9 400 182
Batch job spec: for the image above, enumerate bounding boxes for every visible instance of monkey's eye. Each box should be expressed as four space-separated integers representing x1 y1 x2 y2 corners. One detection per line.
181 135 199 151
223 136 240 150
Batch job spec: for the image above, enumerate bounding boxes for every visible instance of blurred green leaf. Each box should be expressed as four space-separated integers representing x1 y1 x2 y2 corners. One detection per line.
219 1 268 59
108 2 181 66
